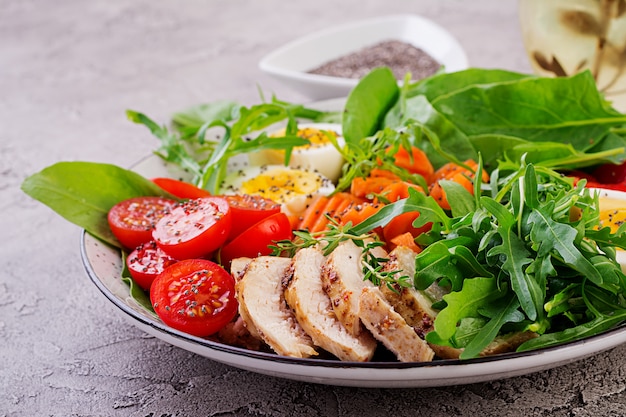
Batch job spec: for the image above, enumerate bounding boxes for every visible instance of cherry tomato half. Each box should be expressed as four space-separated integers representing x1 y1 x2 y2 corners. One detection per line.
126 241 178 291
592 161 626 185
107 196 177 250
222 194 281 241
219 212 292 269
152 197 232 260
152 177 211 200
150 259 238 337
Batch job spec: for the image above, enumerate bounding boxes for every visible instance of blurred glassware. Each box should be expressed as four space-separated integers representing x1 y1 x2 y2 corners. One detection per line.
519 0 626 112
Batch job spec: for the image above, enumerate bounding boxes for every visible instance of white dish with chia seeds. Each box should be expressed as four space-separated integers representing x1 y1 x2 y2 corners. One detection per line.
258 14 469 100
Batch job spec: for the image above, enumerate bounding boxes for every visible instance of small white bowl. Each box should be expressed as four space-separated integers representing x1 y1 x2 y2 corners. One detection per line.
259 14 469 100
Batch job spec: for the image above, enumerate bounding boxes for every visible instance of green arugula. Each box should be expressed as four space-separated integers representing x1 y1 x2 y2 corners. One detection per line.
128 97 340 194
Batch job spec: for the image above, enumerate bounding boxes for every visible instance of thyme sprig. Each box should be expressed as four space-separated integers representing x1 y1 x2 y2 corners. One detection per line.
270 216 378 257
269 217 411 290
360 241 412 292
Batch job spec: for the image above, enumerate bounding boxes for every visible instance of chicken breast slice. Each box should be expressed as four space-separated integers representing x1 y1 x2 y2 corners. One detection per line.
320 239 386 337
379 246 440 338
359 286 435 362
285 247 378 362
235 256 317 358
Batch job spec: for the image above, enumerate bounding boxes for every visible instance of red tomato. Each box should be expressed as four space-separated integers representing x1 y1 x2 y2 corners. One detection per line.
150 259 238 337
592 161 626 185
107 196 177 250
126 241 178 291
152 177 211 199
222 194 281 241
152 197 232 260
219 212 292 269
586 181 626 192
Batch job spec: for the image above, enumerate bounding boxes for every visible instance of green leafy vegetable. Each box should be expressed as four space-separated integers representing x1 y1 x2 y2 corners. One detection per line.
21 162 174 248
342 67 399 145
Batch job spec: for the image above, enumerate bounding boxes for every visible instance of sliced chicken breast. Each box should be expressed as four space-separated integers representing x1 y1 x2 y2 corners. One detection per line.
320 239 386 337
358 286 435 362
379 246 440 338
235 256 317 358
285 247 377 362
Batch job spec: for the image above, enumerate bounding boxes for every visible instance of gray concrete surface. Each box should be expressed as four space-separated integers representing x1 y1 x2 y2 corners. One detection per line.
3 0 626 415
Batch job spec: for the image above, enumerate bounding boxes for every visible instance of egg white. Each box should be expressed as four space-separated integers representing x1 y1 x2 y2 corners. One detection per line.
220 164 336 217
248 123 345 183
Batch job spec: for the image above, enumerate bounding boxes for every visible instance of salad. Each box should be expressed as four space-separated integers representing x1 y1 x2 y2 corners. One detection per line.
21 67 626 362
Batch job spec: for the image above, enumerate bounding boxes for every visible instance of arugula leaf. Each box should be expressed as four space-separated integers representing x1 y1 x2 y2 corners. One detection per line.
518 309 626 351
481 196 539 319
460 295 524 359
440 180 475 217
426 277 502 344
21 161 174 248
528 204 604 287
171 101 240 130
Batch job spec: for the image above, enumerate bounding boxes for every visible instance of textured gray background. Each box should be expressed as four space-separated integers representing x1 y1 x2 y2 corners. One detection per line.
3 0 626 416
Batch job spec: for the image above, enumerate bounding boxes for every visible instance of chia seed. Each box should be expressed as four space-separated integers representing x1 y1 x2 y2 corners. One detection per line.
307 40 441 80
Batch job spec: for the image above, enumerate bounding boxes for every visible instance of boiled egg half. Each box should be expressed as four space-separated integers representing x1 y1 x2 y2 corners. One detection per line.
248 123 345 183
220 165 335 217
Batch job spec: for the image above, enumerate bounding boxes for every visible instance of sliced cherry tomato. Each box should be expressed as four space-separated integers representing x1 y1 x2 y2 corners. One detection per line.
150 259 238 337
107 196 177 250
152 177 211 199
219 212 292 269
592 161 626 185
152 197 232 260
126 241 178 291
222 194 281 241
586 181 626 192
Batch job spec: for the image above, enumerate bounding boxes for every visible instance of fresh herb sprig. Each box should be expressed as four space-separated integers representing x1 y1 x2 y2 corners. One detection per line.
127 97 341 194
270 218 411 292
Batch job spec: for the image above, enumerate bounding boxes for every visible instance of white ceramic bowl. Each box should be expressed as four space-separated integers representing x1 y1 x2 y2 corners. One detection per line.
259 14 469 100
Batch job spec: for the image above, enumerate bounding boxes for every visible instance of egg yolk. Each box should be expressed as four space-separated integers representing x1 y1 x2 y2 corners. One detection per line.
240 168 327 203
293 127 338 149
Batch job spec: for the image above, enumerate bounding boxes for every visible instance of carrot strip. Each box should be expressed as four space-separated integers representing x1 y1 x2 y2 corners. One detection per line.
350 176 395 199
296 195 330 231
392 146 434 178
309 193 351 232
338 201 383 227
428 159 489 210
389 232 422 254
376 181 424 203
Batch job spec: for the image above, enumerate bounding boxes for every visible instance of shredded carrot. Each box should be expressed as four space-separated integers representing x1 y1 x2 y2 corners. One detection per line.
350 176 395 199
369 168 401 180
338 201 383 227
376 181 424 203
388 232 422 254
392 146 434 178
428 159 489 210
294 192 364 232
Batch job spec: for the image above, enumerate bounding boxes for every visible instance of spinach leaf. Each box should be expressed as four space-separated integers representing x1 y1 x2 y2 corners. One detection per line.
430 71 626 151
21 161 172 248
342 67 399 144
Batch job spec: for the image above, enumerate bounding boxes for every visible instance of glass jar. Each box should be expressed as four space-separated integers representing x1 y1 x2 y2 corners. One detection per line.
519 0 626 111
